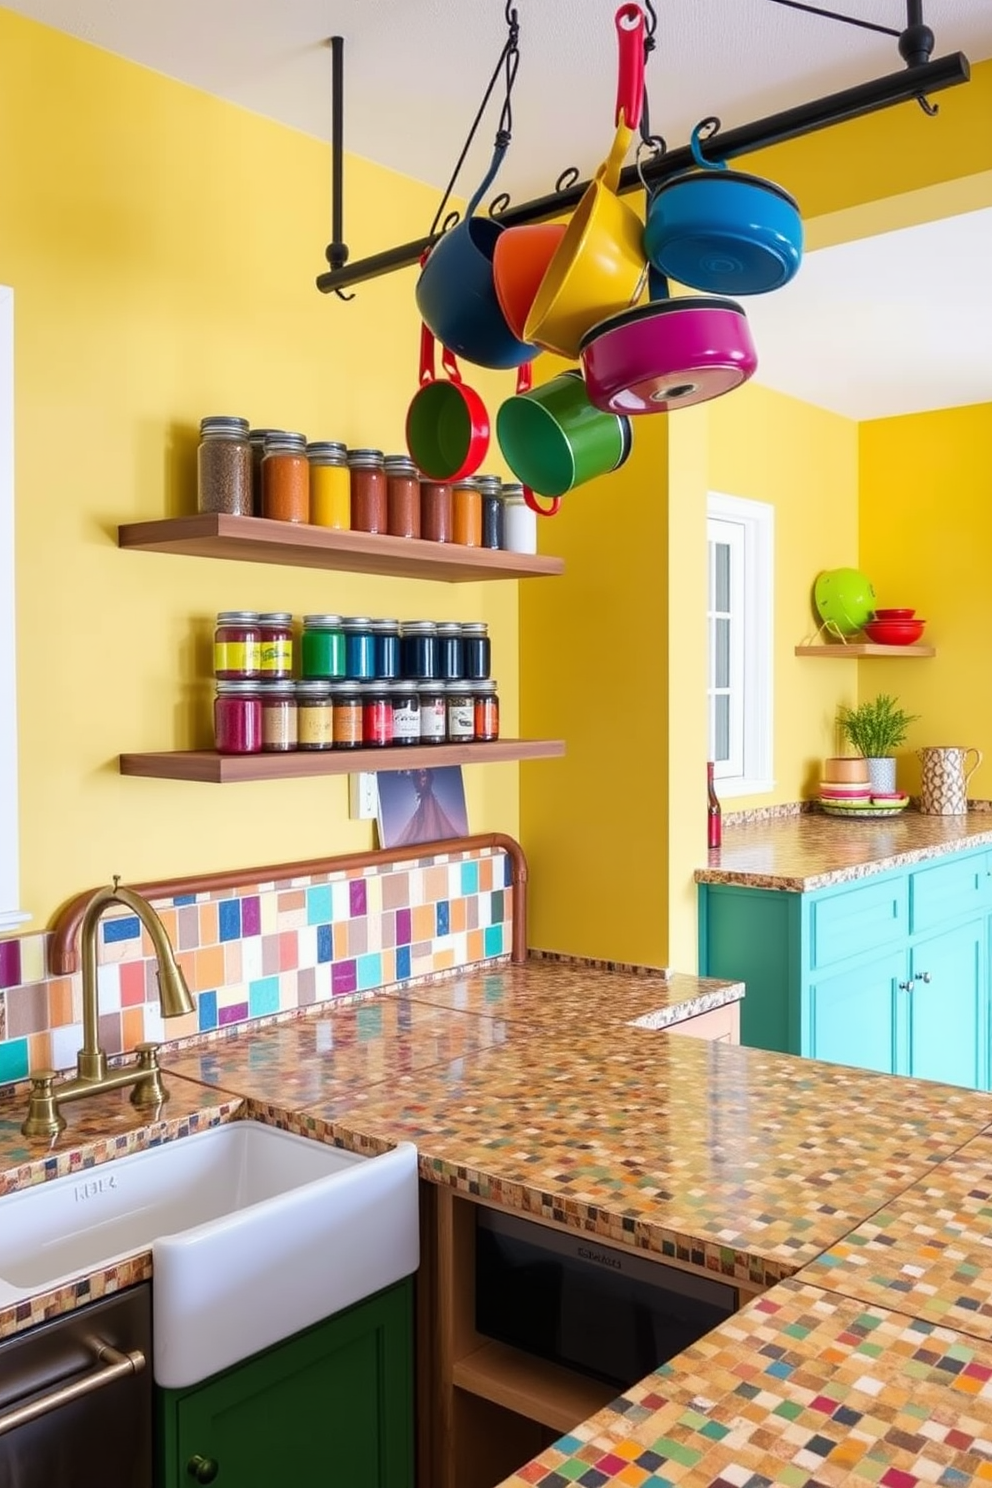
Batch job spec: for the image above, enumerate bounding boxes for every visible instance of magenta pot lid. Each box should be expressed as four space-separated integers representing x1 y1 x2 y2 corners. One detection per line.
579 295 746 348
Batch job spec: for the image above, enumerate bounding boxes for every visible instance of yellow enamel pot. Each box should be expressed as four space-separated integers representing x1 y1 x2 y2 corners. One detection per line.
523 121 647 360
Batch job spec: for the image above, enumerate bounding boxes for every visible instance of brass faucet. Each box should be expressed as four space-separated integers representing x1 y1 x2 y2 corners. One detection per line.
22 882 195 1138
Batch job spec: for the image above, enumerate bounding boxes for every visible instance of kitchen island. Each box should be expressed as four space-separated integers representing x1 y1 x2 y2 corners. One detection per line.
3 956 992 1487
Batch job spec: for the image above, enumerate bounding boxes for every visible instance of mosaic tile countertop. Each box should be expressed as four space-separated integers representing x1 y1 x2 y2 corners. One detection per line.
697 810 992 892
498 1276 992 1488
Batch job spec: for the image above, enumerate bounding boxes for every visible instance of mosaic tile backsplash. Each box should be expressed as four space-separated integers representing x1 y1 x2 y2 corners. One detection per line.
0 848 513 1089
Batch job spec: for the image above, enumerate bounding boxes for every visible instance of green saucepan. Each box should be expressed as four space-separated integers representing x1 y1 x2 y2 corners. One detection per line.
496 371 632 499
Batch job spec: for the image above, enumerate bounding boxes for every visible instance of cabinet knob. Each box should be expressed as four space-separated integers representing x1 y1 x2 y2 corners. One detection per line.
898 979 915 993
187 1457 219 1484
918 970 932 983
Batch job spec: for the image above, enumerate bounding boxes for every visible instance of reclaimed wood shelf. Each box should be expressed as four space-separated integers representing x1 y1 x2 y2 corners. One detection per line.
119 739 565 783
118 513 565 582
794 643 936 658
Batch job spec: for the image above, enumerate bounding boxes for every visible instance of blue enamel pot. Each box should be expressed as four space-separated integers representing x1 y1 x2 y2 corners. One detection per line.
644 170 803 296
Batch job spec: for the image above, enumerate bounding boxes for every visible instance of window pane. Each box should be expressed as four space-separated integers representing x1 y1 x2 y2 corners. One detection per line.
715 618 730 689
714 695 730 762
713 542 731 613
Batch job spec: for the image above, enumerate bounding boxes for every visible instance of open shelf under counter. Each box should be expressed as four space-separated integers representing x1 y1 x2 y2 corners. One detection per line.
794 642 936 658
119 738 565 783
117 513 565 582
452 1340 616 1436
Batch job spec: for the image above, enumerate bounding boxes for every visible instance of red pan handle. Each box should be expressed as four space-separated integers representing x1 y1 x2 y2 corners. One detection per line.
614 5 645 132
418 322 437 386
516 362 533 394
523 486 561 518
440 343 465 385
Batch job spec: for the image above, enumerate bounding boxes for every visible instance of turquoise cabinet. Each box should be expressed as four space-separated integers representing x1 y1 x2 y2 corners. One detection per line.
156 1280 413 1488
699 846 992 1090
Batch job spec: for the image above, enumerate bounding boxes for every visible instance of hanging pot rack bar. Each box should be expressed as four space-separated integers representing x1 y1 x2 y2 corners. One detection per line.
316 49 969 295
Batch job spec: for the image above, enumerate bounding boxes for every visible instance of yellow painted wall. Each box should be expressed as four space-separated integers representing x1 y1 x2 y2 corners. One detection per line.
0 9 521 927
859 402 992 797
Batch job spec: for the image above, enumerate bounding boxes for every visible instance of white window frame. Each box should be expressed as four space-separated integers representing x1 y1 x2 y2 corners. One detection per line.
0 286 26 929
707 491 774 798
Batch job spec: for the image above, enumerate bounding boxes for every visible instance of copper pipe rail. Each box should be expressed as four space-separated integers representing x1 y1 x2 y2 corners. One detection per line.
48 833 529 975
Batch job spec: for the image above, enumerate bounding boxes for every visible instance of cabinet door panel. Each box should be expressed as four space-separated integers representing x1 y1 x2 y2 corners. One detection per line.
908 921 988 1090
809 877 907 971
808 951 904 1074
910 852 992 935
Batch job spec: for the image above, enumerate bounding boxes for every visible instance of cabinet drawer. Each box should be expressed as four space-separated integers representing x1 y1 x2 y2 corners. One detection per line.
910 852 992 934
810 876 908 970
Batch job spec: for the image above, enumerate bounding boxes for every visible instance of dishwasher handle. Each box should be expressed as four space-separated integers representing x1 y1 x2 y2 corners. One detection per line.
0 1337 146 1437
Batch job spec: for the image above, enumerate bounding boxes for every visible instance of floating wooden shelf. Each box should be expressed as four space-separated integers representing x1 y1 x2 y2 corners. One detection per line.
118 513 564 582
119 739 565 783
794 643 936 658
452 1340 615 1435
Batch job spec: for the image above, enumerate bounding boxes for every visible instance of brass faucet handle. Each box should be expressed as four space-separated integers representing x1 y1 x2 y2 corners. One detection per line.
131 1042 170 1111
21 1070 67 1139
133 1042 162 1070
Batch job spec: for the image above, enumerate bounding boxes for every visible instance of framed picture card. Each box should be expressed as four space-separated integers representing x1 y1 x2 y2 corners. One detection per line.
376 767 469 849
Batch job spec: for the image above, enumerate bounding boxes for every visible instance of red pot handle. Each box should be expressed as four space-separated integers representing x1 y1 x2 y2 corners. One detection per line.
418 322 437 387
614 4 645 132
523 486 561 518
440 342 465 385
516 362 533 394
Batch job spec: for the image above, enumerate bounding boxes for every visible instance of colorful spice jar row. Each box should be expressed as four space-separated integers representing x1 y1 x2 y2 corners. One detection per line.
213 613 492 684
196 417 536 553
214 679 500 755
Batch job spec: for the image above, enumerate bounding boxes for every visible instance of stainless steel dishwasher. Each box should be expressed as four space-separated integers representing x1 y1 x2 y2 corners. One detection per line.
0 1283 152 1488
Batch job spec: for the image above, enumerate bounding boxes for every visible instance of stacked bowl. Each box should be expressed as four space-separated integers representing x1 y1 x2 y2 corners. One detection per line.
819 758 909 817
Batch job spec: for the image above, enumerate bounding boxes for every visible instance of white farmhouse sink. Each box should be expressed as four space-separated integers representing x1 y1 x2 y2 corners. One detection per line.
0 1121 419 1387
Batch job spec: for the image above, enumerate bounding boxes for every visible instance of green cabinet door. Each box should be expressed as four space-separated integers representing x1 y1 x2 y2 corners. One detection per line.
907 919 988 1089
157 1280 413 1488
807 948 905 1075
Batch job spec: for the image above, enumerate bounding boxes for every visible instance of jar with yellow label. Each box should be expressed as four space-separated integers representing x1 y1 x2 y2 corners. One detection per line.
214 611 261 680
307 441 350 529
296 681 335 751
258 612 294 680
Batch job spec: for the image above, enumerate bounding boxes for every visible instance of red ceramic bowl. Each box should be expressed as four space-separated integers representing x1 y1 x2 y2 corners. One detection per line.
863 618 926 645
872 608 916 620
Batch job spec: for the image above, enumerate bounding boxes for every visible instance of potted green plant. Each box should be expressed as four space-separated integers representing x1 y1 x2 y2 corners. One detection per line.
837 693 920 793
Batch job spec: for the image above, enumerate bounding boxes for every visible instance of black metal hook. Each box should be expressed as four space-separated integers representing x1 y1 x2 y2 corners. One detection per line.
555 166 580 194
916 93 939 115
489 191 512 216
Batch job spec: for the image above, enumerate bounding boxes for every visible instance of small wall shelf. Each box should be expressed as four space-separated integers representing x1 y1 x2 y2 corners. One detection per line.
794 643 936 658
119 739 565 783
118 514 564 583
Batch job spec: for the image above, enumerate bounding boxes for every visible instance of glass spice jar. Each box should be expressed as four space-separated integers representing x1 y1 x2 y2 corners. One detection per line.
417 682 447 744
214 680 262 754
198 416 253 517
307 441 351 529
420 480 454 544
258 612 294 680
248 429 281 516
361 683 393 748
372 619 401 680
259 681 298 753
385 455 422 539
476 474 504 550
391 680 420 746
461 621 491 680
347 449 387 534
401 620 439 681
501 482 537 554
262 432 310 523
445 681 475 742
342 617 375 680
296 681 335 750
301 614 345 680
452 479 482 547
473 679 500 742
437 622 465 681
329 682 363 750
214 611 261 680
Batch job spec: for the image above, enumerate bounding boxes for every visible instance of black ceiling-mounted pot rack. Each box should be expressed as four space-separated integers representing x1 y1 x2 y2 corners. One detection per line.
316 0 969 297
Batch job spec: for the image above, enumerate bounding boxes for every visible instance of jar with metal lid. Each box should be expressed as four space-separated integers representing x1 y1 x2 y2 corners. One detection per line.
501 483 537 555
372 618 401 680
214 680 262 754
248 429 281 516
417 682 447 744
301 614 345 679
391 679 421 746
296 681 335 750
452 479 482 547
473 679 500 742
476 474 504 550
329 682 362 750
445 681 475 742
384 455 421 539
259 681 298 752
258 612 294 680
347 448 387 534
307 441 350 529
461 620 491 680
361 682 393 748
342 616 375 680
214 611 261 679
198 417 252 516
262 432 309 523
421 481 453 544
401 620 439 681
437 621 465 681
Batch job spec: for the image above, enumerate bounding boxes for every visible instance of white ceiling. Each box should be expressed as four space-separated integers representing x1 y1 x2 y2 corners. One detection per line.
7 0 992 420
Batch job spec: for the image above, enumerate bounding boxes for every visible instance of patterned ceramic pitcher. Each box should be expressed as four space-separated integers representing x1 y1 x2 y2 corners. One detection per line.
917 745 982 815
